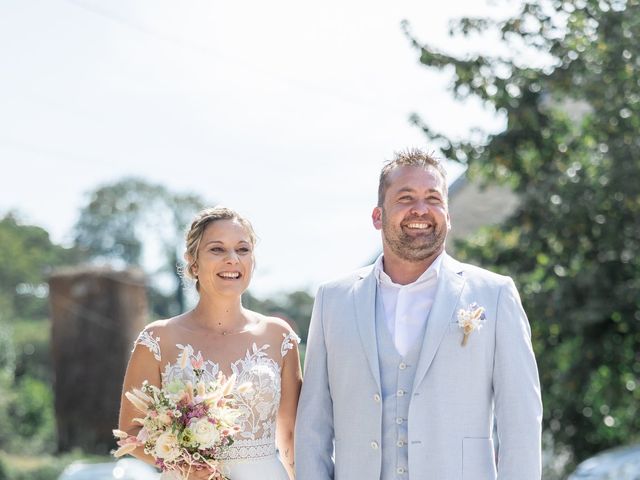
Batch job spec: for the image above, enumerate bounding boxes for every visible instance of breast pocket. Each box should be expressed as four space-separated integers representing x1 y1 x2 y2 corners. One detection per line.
462 437 497 480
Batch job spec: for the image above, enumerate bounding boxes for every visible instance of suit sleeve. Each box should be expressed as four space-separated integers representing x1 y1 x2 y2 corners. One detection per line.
493 278 542 480
295 285 335 480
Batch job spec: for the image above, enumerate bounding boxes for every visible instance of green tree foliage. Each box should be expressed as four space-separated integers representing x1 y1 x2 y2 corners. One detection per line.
0 217 76 455
0 320 16 449
73 178 205 316
2 376 55 453
404 0 640 469
0 318 56 455
0 213 79 321
244 290 314 343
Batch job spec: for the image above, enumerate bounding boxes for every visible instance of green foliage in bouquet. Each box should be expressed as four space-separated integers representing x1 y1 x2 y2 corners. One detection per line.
404 0 640 474
115 356 248 479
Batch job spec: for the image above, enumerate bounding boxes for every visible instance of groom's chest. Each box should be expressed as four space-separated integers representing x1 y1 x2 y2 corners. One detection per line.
323 285 498 374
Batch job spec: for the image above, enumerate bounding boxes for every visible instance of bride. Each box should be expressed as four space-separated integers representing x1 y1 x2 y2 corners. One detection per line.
118 207 302 480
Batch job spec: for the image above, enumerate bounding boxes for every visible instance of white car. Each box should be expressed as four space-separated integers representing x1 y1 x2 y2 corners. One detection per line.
58 458 160 480
568 444 640 480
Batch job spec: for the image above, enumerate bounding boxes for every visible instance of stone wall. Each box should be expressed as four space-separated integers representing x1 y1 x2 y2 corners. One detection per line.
49 267 148 454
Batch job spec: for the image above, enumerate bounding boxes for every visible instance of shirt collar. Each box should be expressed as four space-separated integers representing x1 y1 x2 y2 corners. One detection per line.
374 251 445 288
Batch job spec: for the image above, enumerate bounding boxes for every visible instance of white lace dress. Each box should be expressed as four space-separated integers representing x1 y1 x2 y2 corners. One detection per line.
135 330 300 480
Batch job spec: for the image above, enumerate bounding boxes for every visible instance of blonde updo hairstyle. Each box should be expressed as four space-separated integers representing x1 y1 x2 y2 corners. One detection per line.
184 206 257 290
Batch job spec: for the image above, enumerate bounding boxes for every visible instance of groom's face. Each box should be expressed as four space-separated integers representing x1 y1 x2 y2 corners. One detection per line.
372 165 450 262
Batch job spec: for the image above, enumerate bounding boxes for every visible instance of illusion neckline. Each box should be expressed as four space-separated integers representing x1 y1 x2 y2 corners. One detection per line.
161 342 280 380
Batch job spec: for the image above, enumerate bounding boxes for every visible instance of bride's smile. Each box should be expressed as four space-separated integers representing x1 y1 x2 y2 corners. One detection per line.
193 219 255 296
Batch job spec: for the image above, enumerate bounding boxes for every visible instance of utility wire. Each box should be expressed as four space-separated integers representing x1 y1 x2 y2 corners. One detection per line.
61 0 413 117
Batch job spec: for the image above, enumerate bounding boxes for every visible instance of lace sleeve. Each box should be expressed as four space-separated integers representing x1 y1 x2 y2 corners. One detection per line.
134 330 161 362
281 331 301 358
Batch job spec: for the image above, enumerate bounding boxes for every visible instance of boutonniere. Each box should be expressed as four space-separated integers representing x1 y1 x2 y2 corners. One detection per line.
457 303 486 347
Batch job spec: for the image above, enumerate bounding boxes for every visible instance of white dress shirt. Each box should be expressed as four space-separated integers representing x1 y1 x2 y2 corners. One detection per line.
373 252 444 356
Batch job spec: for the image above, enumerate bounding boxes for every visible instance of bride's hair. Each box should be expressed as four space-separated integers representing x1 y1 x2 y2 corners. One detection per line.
183 206 257 289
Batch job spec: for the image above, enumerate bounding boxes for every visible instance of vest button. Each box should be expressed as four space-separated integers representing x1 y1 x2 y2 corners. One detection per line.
370 441 379 450
397 389 405 397
397 440 405 447
399 362 407 370
396 417 404 425
397 467 406 474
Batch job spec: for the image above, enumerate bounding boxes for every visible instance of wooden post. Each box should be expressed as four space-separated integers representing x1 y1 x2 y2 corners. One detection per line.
49 267 148 454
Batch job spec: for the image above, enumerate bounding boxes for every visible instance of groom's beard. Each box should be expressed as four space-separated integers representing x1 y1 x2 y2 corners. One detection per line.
381 210 447 262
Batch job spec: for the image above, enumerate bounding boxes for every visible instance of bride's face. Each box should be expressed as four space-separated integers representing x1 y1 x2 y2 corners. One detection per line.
194 219 255 297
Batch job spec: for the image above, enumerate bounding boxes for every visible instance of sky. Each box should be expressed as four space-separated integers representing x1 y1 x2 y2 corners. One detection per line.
0 0 510 299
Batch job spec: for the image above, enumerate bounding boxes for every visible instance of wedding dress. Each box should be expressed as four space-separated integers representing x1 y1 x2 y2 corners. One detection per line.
135 329 300 480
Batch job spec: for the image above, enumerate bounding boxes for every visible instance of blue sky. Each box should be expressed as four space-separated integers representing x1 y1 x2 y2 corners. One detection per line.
0 0 510 298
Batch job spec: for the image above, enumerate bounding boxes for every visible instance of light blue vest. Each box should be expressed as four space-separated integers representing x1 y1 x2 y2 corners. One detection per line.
375 291 427 479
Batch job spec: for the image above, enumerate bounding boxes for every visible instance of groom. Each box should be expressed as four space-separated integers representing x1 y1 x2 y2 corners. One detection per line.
295 149 542 480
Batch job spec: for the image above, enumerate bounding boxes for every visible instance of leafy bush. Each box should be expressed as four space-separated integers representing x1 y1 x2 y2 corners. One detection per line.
5 376 56 453
8 462 63 480
0 319 55 455
0 456 8 480
0 321 16 452
11 320 51 383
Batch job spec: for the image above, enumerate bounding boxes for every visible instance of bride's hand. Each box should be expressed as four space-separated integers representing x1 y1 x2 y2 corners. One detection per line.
187 467 217 480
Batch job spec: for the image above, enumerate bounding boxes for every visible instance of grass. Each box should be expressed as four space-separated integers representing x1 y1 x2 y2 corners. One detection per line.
0 450 110 480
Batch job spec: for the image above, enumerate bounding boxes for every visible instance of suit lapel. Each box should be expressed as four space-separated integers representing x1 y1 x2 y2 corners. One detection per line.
412 254 466 391
352 268 382 389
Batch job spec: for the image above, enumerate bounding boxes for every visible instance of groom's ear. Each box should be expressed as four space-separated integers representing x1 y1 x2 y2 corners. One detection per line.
372 207 383 230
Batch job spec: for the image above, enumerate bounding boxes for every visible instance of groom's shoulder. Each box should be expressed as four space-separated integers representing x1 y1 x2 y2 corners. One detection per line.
450 256 512 287
318 265 374 292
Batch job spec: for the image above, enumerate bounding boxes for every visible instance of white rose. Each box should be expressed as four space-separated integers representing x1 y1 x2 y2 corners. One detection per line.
154 432 181 462
217 407 243 427
188 418 220 449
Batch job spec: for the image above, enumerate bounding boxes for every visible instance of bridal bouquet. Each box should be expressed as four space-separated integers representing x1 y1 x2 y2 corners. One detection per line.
113 372 248 480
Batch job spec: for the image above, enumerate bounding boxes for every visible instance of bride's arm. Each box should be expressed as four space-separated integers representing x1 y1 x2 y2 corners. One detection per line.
118 330 215 480
277 337 303 479
117 336 163 468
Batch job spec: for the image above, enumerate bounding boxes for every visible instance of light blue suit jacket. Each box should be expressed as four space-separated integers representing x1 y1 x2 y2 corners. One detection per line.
295 254 542 480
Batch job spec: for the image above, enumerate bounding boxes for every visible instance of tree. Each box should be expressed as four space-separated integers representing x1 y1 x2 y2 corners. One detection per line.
0 213 80 321
404 0 640 473
0 215 69 453
73 178 206 316
244 290 314 342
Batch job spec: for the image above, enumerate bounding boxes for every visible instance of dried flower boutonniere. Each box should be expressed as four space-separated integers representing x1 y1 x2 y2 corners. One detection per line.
457 303 486 347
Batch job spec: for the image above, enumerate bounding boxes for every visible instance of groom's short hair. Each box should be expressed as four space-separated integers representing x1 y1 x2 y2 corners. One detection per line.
377 148 448 207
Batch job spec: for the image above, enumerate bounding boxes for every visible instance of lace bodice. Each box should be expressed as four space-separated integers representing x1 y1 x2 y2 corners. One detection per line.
134 329 300 461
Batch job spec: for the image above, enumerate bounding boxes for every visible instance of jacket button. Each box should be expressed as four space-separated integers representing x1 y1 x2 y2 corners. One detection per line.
373 393 381 402
370 441 379 450
397 467 406 474
399 362 407 370
397 389 405 397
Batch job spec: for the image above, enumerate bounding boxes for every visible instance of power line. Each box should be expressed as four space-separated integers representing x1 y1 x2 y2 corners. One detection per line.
60 0 414 117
